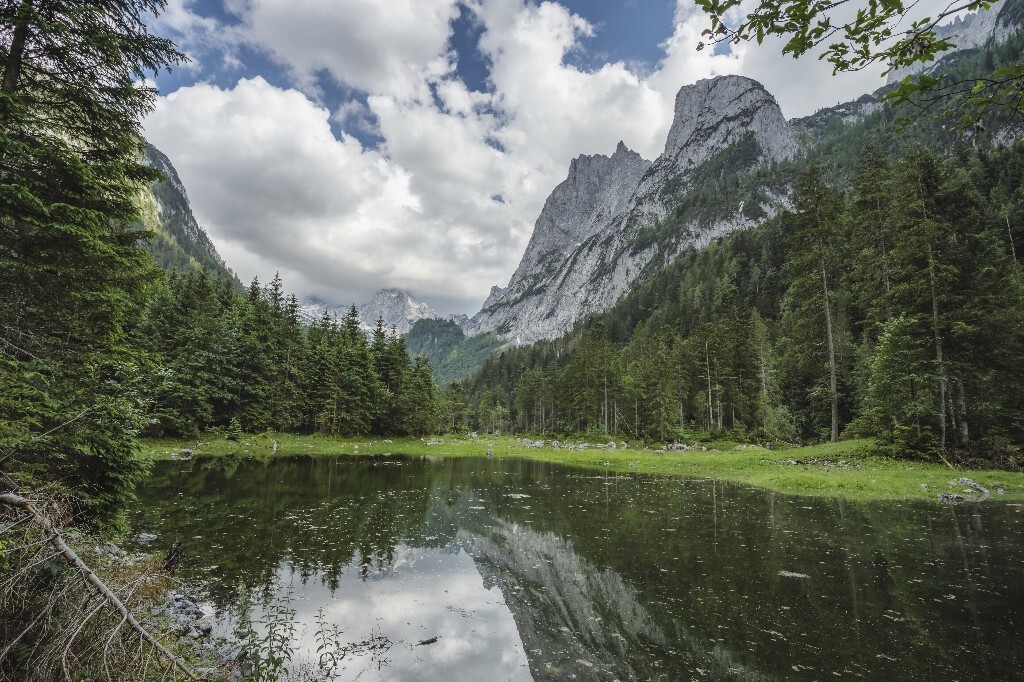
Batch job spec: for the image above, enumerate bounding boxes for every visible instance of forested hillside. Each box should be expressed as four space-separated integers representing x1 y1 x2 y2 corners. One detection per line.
405 318 502 385
459 32 1024 462
138 144 239 284
135 271 443 438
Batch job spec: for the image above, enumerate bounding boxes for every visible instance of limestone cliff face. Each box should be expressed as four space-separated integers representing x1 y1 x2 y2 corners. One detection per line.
505 141 652 298
468 75 797 344
465 141 652 342
358 288 438 334
626 76 797 228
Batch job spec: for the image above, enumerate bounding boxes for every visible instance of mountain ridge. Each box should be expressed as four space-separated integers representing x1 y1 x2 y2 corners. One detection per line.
298 287 460 335
139 144 238 284
467 74 797 345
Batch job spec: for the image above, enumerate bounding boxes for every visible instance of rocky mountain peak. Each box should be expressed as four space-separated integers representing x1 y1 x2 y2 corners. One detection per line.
359 289 438 334
664 75 797 169
886 0 1016 84
139 144 235 282
469 75 797 344
298 288 443 335
485 142 652 315
623 75 797 229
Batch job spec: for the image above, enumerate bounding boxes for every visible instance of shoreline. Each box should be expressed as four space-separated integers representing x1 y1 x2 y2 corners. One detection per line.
139 434 1024 503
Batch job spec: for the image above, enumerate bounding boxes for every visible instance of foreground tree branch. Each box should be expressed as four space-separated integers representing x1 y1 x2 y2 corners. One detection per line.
0 492 199 681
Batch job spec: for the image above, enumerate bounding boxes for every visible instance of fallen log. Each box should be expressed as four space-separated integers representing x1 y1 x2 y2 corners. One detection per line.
0 492 199 681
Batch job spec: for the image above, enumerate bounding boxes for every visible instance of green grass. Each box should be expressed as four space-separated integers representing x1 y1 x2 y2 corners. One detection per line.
139 433 1024 503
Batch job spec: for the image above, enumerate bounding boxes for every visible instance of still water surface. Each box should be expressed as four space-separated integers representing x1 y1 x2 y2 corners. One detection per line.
131 455 1024 680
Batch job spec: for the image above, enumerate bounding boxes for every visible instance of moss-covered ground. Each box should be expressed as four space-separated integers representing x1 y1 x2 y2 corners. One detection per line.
139 433 1024 503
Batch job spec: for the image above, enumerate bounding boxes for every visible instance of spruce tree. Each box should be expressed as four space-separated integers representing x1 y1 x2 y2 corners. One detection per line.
782 165 845 442
0 0 185 520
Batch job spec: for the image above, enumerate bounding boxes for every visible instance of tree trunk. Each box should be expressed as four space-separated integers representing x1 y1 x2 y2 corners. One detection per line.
874 193 894 320
1008 214 1017 262
758 347 769 435
603 374 609 434
705 341 713 430
2 2 32 95
878 229 893 318
820 255 839 442
957 380 969 446
927 242 947 452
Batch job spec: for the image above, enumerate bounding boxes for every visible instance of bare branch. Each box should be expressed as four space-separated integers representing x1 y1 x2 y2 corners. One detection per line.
0 493 199 681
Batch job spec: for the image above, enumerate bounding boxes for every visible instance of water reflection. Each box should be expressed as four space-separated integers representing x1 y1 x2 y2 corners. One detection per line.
131 455 1024 681
261 547 531 682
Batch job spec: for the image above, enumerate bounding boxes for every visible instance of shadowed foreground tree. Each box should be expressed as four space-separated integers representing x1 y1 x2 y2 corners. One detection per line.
0 3 215 677
0 0 185 519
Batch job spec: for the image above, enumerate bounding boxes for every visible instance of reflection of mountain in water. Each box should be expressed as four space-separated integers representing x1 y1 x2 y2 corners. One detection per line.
131 456 1024 682
464 520 665 680
459 518 773 681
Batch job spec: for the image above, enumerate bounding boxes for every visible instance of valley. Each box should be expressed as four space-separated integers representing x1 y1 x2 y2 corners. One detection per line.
5 1 1024 680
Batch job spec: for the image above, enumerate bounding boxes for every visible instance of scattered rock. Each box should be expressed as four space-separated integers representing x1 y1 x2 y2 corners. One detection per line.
939 492 965 504
957 477 990 499
135 532 158 544
163 540 184 573
101 541 126 559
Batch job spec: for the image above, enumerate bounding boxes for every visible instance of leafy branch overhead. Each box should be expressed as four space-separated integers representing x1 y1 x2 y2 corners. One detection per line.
693 0 1024 127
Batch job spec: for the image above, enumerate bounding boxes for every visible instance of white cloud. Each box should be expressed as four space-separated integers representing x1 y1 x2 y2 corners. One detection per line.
230 0 461 101
145 0 894 313
148 0 236 72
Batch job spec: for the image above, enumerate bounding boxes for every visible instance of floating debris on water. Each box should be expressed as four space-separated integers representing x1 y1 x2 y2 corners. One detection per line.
778 570 809 579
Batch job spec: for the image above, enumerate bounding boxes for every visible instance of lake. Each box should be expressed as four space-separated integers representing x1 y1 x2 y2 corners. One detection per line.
130 454 1024 681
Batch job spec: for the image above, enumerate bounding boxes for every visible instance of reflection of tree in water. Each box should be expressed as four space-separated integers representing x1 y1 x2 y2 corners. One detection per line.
130 456 445 607
131 456 1024 681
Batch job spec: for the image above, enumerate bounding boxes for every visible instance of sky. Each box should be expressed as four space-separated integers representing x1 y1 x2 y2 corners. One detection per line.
142 0 893 315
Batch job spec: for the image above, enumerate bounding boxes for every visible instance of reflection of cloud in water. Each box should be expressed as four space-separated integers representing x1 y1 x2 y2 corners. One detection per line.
274 546 531 681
